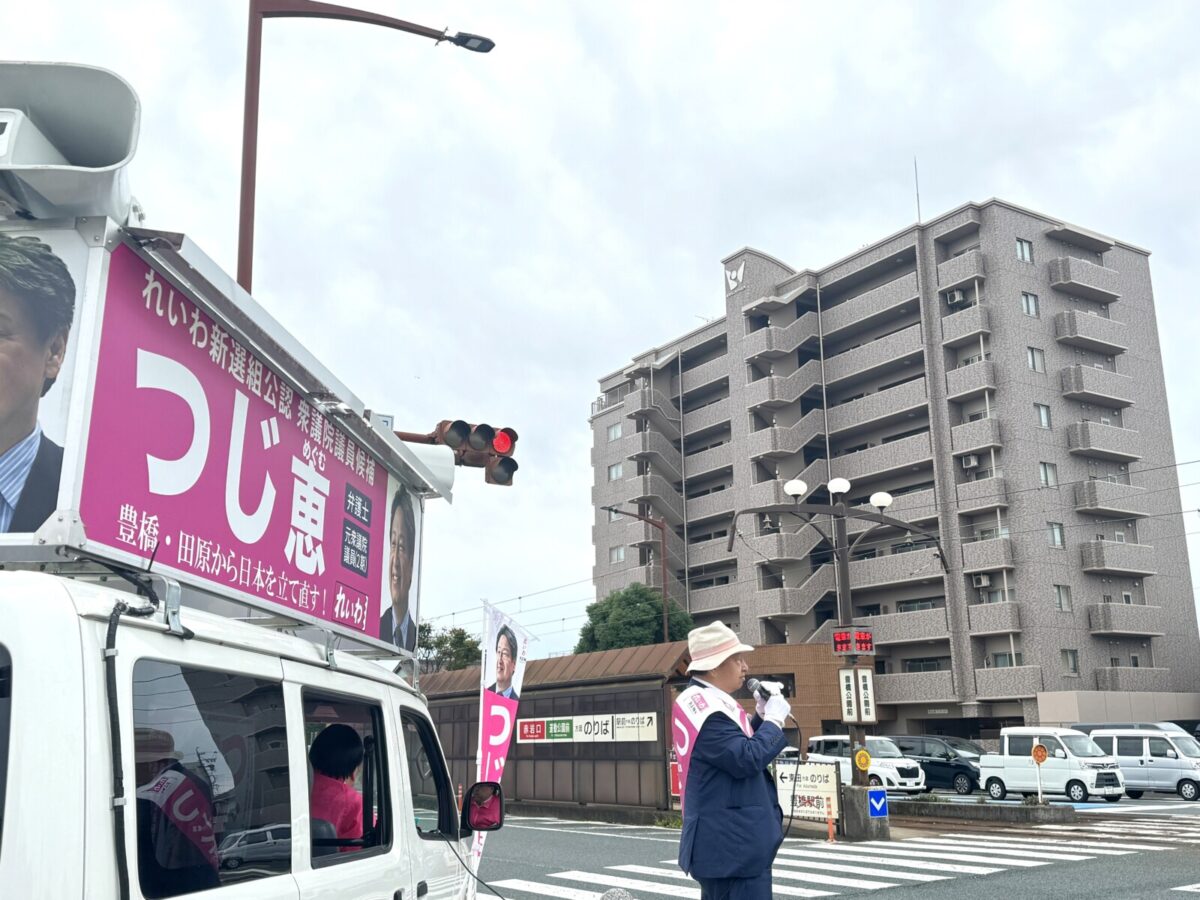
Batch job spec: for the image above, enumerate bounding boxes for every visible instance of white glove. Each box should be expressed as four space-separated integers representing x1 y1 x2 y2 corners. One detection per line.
753 680 783 719
763 694 790 727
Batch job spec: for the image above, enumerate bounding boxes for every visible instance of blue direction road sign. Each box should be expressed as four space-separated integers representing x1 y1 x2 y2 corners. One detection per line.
868 788 888 818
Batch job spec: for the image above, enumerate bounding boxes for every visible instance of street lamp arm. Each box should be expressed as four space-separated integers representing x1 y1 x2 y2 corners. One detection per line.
252 0 448 41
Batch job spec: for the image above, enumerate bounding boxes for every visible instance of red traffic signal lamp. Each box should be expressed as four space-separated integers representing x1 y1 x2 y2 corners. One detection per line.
832 627 875 656
432 421 519 486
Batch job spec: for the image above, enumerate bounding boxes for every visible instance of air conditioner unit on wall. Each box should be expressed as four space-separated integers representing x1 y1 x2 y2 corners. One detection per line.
961 454 980 469
946 289 968 306
972 574 992 588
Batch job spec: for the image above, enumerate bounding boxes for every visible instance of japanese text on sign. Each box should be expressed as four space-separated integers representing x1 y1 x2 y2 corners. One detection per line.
516 713 658 744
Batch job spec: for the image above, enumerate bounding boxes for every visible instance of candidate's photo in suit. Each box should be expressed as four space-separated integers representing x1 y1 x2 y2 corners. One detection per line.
0 232 75 534
380 486 418 651
485 625 520 701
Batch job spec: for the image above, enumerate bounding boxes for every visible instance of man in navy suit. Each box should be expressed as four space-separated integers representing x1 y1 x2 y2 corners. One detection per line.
0 233 75 534
380 486 417 651
673 622 791 899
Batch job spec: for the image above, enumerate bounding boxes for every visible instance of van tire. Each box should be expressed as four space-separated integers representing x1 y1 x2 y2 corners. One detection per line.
1066 780 1089 803
986 778 1006 800
1179 780 1199 801
953 773 974 794
224 858 242 870
1104 795 1121 802
868 775 882 787
1125 790 1144 799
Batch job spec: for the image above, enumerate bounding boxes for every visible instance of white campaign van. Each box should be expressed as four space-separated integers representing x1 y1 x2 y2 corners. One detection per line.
1091 729 1200 801
0 572 502 899
978 726 1125 802
804 735 927 794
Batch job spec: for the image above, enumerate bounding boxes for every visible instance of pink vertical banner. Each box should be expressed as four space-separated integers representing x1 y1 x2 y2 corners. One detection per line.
78 245 389 639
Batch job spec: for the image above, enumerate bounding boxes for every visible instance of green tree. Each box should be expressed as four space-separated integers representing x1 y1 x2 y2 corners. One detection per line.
574 583 693 653
418 622 482 671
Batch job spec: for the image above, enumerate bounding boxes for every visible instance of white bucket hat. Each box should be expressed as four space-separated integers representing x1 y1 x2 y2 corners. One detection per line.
686 622 754 672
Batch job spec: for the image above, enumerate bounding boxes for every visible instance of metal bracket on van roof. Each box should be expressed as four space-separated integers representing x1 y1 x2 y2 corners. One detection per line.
159 578 187 639
323 630 338 670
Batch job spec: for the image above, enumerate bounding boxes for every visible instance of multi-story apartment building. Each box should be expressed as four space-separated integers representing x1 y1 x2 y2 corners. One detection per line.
589 199 1200 735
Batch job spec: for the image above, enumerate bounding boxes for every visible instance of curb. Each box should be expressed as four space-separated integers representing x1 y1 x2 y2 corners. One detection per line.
888 799 1078 823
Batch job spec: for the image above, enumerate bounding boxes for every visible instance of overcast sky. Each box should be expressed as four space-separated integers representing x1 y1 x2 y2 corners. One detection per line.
9 1 1199 657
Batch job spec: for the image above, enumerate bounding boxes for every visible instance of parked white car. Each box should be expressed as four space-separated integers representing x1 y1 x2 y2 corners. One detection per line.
1091 729 1200 801
804 735 926 794
978 726 1124 802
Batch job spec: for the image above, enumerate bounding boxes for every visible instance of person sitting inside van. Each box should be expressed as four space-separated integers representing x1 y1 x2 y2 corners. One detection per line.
309 724 364 843
469 784 501 829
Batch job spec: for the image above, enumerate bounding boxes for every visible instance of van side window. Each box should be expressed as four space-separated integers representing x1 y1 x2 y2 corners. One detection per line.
400 711 457 838
1117 736 1144 756
1092 736 1113 754
0 644 10 853
132 660 290 898
1038 736 1064 755
303 694 391 864
1007 735 1033 756
1148 737 1174 758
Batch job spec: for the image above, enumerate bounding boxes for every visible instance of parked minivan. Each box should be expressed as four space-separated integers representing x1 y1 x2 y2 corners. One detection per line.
1073 721 1188 735
890 735 985 794
977 726 1124 802
1091 729 1200 801
805 735 926 794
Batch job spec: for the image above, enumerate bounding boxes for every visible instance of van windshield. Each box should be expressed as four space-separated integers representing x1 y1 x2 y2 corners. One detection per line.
1061 734 1106 757
0 644 9 853
1174 736 1200 758
944 737 984 757
866 738 904 758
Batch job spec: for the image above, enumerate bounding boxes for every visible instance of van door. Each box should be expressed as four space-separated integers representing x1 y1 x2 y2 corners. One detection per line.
1147 736 1181 792
1005 734 1035 790
1036 735 1069 794
1115 735 1148 790
397 704 470 900
282 661 412 900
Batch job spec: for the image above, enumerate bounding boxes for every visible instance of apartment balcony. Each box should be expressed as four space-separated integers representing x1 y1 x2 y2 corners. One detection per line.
961 537 1014 574
630 474 684 525
747 411 824 461
683 444 733 480
827 377 928 436
750 529 822 564
744 272 819 314
968 601 1021 635
937 248 986 291
941 303 990 348
875 670 956 705
1095 667 1171 692
975 665 1043 700
1049 256 1121 304
624 386 680 440
744 360 823 411
956 476 1008 514
1066 421 1141 462
1088 602 1165 637
1044 223 1115 254
682 397 731 435
1075 479 1148 518
945 360 996 401
630 430 682 482
850 547 944 591
824 323 923 385
689 582 740 613
1054 310 1127 355
853 606 948 645
680 356 728 395
745 479 791 510
687 488 736 522
821 271 920 338
1081 539 1156 577
753 567 836 618
743 315 819 362
847 488 937 530
833 432 933 483
1059 365 1135 408
803 619 838 645
951 417 1002 455
686 536 737 568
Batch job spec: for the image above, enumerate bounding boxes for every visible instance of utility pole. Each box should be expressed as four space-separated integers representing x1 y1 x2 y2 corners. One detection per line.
602 505 673 642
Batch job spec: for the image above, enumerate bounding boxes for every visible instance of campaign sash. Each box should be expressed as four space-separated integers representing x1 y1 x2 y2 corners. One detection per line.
136 767 219 868
672 684 752 812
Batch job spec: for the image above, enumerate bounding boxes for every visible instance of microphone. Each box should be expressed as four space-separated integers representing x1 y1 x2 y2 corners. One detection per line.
745 677 775 700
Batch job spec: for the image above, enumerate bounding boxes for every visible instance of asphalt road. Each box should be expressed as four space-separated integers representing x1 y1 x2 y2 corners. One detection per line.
475 807 1200 899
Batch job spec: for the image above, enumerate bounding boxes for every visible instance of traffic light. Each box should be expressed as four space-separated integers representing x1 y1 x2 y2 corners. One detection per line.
432 421 519 486
832 627 874 656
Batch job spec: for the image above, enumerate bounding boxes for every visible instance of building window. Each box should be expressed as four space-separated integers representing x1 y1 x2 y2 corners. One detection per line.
1048 522 1065 548
1122 591 1134 604
606 422 622 442
609 546 625 564
1039 462 1058 487
991 651 1023 668
607 462 623 481
1021 292 1040 317
1061 649 1080 675
1017 238 1034 263
1054 584 1072 611
1130 654 1140 668
1027 347 1046 373
1035 403 1052 429
1111 656 1121 667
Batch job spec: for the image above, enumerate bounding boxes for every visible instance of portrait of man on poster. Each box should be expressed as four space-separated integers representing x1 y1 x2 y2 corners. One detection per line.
486 625 520 701
380 485 418 651
0 232 76 534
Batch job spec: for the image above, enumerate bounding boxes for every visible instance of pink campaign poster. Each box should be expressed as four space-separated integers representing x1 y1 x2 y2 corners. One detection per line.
79 245 388 639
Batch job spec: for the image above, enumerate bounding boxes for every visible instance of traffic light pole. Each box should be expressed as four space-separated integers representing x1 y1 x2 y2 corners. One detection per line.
602 506 672 642
831 509 868 789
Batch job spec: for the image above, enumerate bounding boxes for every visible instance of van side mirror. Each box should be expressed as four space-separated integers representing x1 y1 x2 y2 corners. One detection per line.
461 782 504 833
1168 750 1178 759
1054 748 1066 759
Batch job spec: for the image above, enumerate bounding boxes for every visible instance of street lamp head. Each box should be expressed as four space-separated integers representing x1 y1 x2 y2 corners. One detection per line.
869 491 894 512
783 478 808 499
447 31 495 52
828 477 852 496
